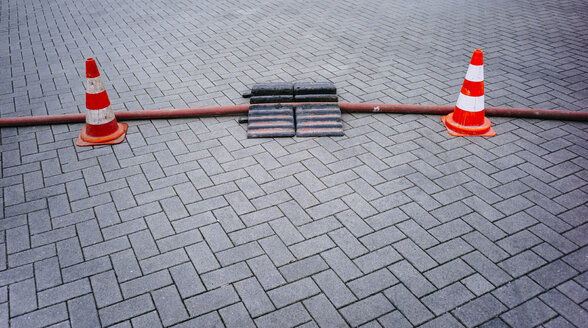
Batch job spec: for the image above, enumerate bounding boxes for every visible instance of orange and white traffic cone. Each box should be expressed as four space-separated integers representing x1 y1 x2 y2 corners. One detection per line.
441 49 495 137
76 58 128 146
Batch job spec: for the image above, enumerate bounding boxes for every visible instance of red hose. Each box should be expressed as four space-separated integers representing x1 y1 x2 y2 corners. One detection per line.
0 105 250 127
339 103 588 121
0 103 586 127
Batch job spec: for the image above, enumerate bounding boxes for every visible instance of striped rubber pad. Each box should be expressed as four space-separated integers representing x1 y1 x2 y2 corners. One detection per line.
295 104 344 137
247 104 295 138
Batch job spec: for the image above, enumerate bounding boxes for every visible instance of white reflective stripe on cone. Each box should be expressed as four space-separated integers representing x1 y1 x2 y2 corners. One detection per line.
464 64 484 82
456 93 485 112
86 106 116 125
86 76 106 94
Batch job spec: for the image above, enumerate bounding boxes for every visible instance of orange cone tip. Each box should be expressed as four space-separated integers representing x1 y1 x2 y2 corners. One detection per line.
441 49 495 137
76 58 128 146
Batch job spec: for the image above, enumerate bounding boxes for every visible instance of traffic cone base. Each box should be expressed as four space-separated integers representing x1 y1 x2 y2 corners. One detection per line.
441 113 495 137
76 122 128 146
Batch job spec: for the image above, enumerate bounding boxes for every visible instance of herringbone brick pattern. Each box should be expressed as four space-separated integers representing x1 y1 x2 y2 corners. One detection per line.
1 0 587 327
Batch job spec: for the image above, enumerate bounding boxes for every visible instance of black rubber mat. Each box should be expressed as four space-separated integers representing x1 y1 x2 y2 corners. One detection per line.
295 103 344 137
247 104 295 138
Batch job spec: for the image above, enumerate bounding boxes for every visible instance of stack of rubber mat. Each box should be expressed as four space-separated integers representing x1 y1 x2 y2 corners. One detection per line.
244 82 338 104
244 82 343 138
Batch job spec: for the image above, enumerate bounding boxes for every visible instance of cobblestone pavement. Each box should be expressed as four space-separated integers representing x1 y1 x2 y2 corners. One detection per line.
1 0 588 327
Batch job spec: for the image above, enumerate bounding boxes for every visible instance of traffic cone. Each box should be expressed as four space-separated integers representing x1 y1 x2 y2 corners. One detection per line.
441 49 495 137
76 58 128 146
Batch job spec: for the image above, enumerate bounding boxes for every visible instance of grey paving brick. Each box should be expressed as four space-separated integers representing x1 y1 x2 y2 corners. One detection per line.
452 294 507 328
354 246 402 274
542 316 576 328
384 284 432 325
498 250 546 278
157 229 203 253
201 261 252 290
501 298 556 328
9 278 37 317
462 213 506 242
83 236 130 260
235 277 275 317
34 257 62 290
99 294 155 327
303 294 348 327
462 273 494 296
277 200 312 226
341 293 394 327
280 255 328 282
428 238 473 264
368 207 412 230
492 276 544 308
216 241 264 266
268 277 320 308
429 219 473 242
140 248 189 274
61 257 112 283
290 235 336 260
498 230 542 256
94 203 122 228
259 235 296 266
419 313 464 328
563 223 588 248
31 226 76 249
121 270 173 299
299 216 342 239
530 223 578 254
119 203 162 226
9 244 56 268
425 258 474 289
91 270 123 308
529 260 577 289
130 311 163 328
68 294 100 328
360 225 405 251
101 219 147 242
185 285 239 317
241 206 283 226
6 225 30 254
38 278 91 307
462 251 511 286
152 285 188 326
463 231 509 262
111 249 142 282
378 310 413 328
219 302 256 328
396 219 438 248
388 260 436 297
393 238 437 271
557 280 588 304
255 302 312 328
200 223 232 252
320 247 363 282
348 268 398 299
423 282 474 315
335 209 374 238
185 241 220 274
10 303 68 328
128 230 159 260
169 263 205 299
75 219 103 247
247 255 286 290
228 224 272 246
329 227 369 259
